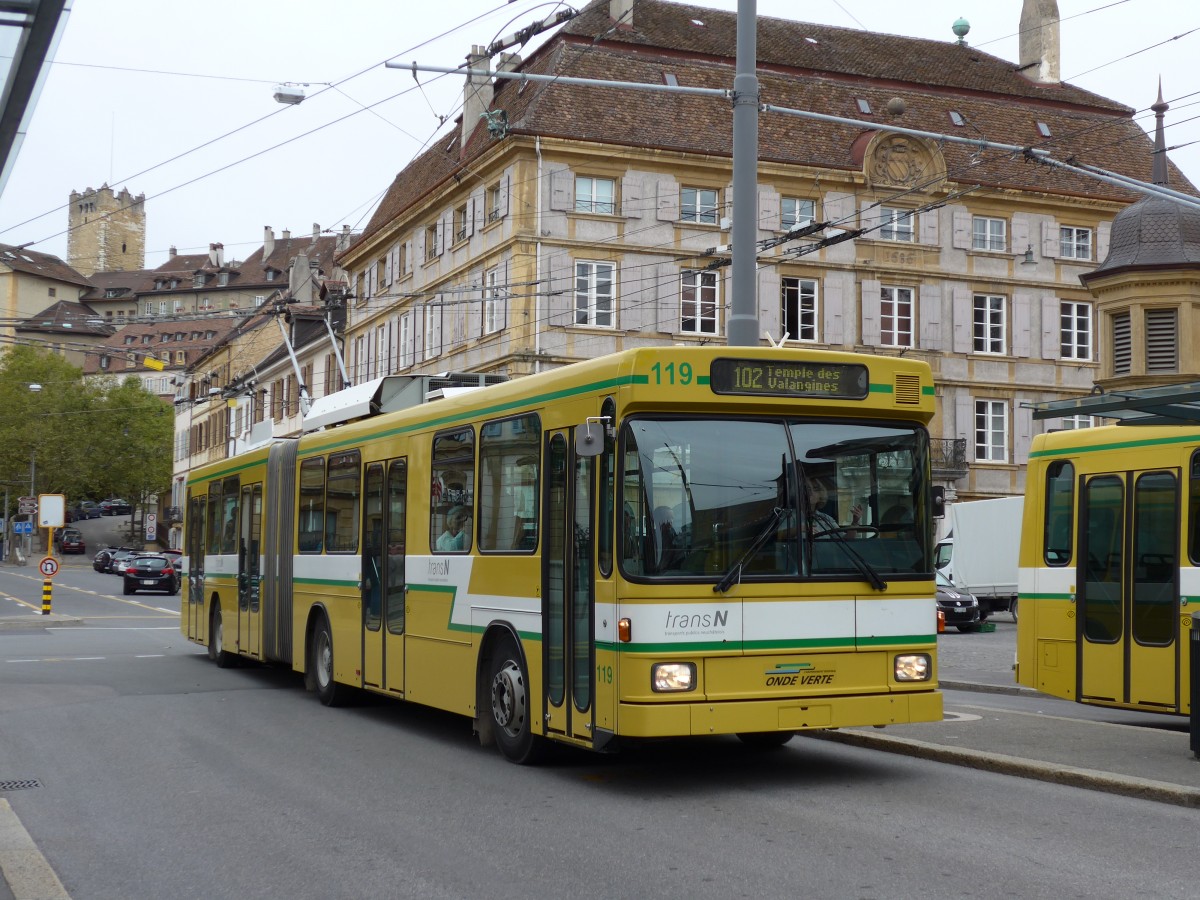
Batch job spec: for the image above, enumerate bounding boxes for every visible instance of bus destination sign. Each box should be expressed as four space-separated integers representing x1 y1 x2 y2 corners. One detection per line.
710 358 869 399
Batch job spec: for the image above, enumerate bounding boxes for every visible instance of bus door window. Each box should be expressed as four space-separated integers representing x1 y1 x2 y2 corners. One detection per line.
363 463 384 631
1188 452 1200 565
206 481 222 556
325 451 362 553
1043 461 1075 566
247 485 262 612
220 476 240 556
1080 475 1124 642
386 459 407 635
1131 471 1177 646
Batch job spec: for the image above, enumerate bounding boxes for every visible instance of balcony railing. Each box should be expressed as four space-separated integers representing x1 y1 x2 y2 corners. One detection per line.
931 438 968 477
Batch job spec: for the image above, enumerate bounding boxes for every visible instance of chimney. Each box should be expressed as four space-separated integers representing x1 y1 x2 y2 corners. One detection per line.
312 222 320 244
461 44 493 151
282 228 291 241
1019 0 1060 84
169 245 177 258
337 225 353 253
610 0 633 29
209 242 224 267
289 250 311 300
264 226 275 258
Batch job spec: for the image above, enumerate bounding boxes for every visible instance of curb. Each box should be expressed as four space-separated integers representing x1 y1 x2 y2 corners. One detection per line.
807 729 1200 809
0 615 83 631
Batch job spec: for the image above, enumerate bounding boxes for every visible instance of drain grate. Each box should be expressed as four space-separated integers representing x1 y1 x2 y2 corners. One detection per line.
0 778 43 791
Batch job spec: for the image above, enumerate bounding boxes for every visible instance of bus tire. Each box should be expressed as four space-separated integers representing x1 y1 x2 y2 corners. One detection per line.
487 638 545 764
310 615 346 707
736 731 794 749
1010 597 1018 623
209 605 237 668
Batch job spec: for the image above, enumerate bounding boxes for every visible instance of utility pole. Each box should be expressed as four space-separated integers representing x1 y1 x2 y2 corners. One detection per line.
727 0 760 347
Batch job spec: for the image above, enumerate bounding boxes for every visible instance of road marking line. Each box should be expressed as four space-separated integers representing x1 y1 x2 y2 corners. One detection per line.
0 798 71 898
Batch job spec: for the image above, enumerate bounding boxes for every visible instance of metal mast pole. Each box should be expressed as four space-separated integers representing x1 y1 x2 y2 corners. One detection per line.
727 0 760 347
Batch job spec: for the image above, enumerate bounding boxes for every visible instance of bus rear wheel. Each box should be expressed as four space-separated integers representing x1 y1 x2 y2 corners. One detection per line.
736 731 794 749
310 615 346 707
488 639 544 764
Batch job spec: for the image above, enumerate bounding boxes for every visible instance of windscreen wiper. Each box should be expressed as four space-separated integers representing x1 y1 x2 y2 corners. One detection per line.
714 506 785 594
811 523 888 591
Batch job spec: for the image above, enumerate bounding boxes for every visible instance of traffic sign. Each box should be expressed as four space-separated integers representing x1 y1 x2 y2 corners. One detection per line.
39 557 59 578
18 502 36 514
13 521 32 534
18 496 35 505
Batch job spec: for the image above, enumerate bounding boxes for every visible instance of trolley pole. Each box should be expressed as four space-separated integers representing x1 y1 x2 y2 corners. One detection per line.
726 0 760 347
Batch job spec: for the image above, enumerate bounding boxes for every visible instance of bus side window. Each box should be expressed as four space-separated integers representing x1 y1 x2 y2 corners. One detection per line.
1044 460 1074 566
1189 451 1200 565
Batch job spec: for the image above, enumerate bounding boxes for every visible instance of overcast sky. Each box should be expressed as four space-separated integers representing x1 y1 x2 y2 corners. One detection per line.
0 0 1194 270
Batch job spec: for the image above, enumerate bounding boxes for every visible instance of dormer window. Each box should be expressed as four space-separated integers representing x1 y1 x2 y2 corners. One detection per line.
949 110 965 127
1036 121 1051 138
193 274 206 288
856 98 872 115
105 288 123 298
266 269 277 281
218 272 229 286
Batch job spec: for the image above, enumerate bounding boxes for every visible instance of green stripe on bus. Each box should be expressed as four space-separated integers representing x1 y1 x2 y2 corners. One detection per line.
1020 592 1072 600
595 634 931 653
1029 431 1200 459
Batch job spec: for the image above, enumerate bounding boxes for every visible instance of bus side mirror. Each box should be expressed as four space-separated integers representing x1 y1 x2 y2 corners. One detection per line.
931 486 946 519
575 422 605 457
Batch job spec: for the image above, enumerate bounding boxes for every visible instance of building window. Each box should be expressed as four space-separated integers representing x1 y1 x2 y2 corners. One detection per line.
265 270 277 282
398 243 408 277
575 176 615 215
574 261 615 327
424 224 438 261
1146 308 1178 373
48 287 56 297
973 294 1006 354
879 207 914 242
218 272 229 286
144 301 154 316
483 268 500 335
975 400 1008 462
1112 311 1131 375
781 198 815 230
680 270 718 334
193 274 206 288
780 277 817 342
174 300 184 313
855 98 872 115
1060 301 1092 360
158 300 167 316
453 203 469 243
680 187 719 225
175 351 186 365
880 286 914 347
1060 226 1092 260
972 216 1007 252
254 295 265 307
486 182 503 223
1057 415 1094 430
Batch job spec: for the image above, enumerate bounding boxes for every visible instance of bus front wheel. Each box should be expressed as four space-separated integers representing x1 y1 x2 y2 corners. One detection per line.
209 605 237 669
487 639 544 764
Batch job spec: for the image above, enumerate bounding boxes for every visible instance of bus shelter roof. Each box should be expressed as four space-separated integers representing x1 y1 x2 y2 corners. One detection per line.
1026 382 1200 425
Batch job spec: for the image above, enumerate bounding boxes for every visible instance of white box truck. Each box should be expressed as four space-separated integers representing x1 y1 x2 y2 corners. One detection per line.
933 496 1023 622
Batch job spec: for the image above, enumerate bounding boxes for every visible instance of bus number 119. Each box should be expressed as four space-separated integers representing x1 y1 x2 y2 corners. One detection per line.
651 362 693 386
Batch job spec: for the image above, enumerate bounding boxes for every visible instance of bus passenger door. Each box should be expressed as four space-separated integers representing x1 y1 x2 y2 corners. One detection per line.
1078 471 1180 711
238 485 263 659
543 431 595 743
363 459 407 694
185 494 207 642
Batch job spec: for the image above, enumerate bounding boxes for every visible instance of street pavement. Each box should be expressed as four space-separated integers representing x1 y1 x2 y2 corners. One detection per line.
1 564 1197 813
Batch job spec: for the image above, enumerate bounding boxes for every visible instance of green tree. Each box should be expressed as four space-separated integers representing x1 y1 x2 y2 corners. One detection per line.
0 346 172 518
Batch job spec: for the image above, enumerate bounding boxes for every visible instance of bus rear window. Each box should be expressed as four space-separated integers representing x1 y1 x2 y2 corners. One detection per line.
1043 460 1074 566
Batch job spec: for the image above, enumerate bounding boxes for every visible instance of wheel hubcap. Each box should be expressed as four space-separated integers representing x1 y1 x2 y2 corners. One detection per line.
491 659 526 737
214 613 223 654
317 635 332 688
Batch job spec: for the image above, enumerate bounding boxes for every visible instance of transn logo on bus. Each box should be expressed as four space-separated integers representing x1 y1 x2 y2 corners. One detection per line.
764 662 833 687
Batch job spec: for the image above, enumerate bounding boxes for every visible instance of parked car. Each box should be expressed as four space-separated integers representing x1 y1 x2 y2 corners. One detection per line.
101 499 132 516
92 549 114 572
123 554 179 595
936 571 981 633
162 549 183 574
56 529 86 554
75 501 102 520
105 548 138 574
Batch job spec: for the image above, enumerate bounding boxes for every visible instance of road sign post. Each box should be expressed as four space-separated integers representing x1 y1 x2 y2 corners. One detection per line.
146 512 157 543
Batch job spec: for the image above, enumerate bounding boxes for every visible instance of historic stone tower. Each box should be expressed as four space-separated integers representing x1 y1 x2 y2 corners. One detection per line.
66 184 146 276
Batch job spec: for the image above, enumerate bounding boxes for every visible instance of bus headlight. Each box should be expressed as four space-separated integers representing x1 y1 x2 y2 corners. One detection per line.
894 653 931 682
652 662 696 692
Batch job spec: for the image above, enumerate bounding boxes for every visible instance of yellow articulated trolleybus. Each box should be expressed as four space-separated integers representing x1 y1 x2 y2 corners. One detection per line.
1018 384 1199 718
182 346 943 762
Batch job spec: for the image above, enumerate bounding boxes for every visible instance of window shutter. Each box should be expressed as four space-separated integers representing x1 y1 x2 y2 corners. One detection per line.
1042 297 1061 360
951 208 971 249
466 196 476 237
621 173 643 219
656 180 679 221
860 279 882 346
548 257 572 326
472 192 484 232
919 209 939 245
860 201 881 237
1145 308 1178 372
659 263 677 334
952 286 971 353
499 174 511 218
919 283 943 350
823 276 844 346
1012 293 1031 358
1011 216 1029 255
758 188 779 232
822 191 852 225
1096 221 1111 261
1111 311 1131 375
1014 403 1034 464
497 260 508 330
1041 219 1060 258
955 392 976 462
549 168 572 211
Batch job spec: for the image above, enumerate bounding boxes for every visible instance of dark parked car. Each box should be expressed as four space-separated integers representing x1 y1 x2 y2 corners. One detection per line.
74 501 102 520
123 554 179 595
101 499 132 516
56 529 86 554
937 571 981 633
92 549 114 572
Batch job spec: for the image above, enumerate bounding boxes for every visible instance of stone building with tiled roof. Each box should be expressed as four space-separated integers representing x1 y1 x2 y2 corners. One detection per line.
0 243 95 349
14 299 114 369
338 0 1199 502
